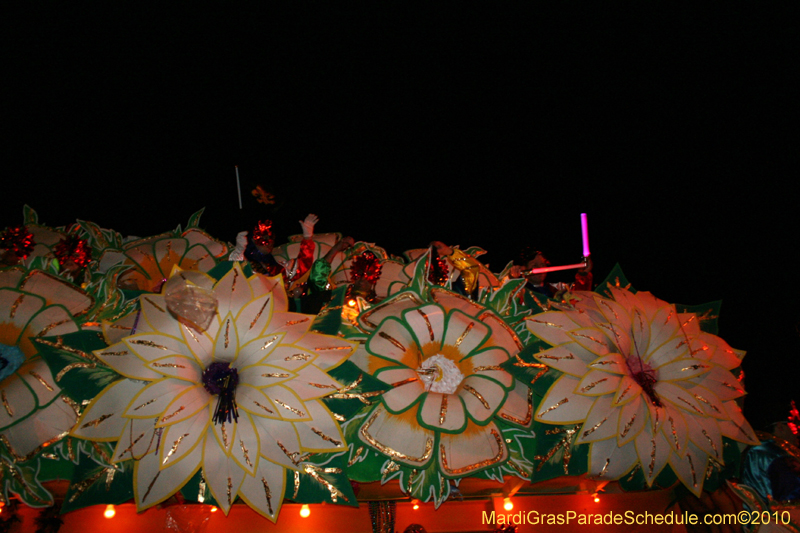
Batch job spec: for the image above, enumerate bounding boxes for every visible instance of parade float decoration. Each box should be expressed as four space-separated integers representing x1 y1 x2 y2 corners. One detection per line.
0 207 775 533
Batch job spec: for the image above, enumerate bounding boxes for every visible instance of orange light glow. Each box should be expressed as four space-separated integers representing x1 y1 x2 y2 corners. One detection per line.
347 299 357 307
412 499 420 510
210 506 218 513
300 504 311 518
503 498 513 511
104 504 116 519
593 494 600 503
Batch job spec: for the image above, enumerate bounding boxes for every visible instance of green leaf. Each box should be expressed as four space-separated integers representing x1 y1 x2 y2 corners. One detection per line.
324 363 389 421
186 208 205 229
484 278 526 317
310 286 347 335
180 469 219 506
529 421 589 482
461 246 486 258
61 455 132 513
406 457 450 508
408 251 432 296
498 422 537 481
340 405 386 483
22 205 38 225
206 260 236 281
291 453 358 506
676 300 722 335
0 450 53 508
595 264 635 297
36 331 121 404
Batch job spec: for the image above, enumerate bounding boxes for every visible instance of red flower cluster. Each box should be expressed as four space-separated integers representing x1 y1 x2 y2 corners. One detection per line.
54 236 92 270
350 251 382 284
0 226 35 260
251 220 275 247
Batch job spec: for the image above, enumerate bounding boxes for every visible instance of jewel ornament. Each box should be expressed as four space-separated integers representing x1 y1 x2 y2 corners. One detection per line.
72 264 354 519
527 285 759 495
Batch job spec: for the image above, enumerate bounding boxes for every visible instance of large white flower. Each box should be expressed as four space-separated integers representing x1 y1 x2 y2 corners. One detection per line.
527 286 758 495
349 288 533 477
0 268 91 459
72 264 354 519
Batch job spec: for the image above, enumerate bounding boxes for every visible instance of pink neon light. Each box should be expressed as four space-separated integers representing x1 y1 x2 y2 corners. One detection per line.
581 213 590 257
527 262 587 275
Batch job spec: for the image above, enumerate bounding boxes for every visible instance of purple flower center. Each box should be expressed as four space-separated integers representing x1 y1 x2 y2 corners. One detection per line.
626 356 662 407
202 362 240 425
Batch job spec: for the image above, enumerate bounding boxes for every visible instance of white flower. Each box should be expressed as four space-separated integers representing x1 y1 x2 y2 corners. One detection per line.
349 288 533 477
0 269 92 459
72 264 354 519
527 286 758 495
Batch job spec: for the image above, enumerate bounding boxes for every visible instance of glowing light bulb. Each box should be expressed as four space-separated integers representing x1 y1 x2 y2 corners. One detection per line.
210 506 218 513
412 500 420 510
593 494 600 503
300 504 311 518
503 498 513 511
347 299 357 307
104 504 116 519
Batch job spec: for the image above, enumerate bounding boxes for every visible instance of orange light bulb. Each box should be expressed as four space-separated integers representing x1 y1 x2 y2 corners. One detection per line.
104 504 116 519
300 504 311 518
503 498 513 511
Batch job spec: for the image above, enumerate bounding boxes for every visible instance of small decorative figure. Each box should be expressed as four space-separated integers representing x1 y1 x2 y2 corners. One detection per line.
230 214 318 289
509 247 593 299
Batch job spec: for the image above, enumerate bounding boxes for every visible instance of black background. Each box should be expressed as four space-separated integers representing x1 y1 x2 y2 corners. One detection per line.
4 4 798 430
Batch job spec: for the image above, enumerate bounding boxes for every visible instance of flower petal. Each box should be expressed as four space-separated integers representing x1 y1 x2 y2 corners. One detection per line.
576 395 620 444
419 392 466 433
367 317 420 368
374 367 424 414
496 381 534 428
72 379 147 440
159 408 210 468
295 400 346 452
238 456 286 522
576 369 621 397
234 293 274 346
443 309 489 358
213 313 239 363
251 416 304 471
401 305 445 351
283 364 342 401
95 341 162 380
148 355 202 383
535 375 594 424
588 437 637 480
230 412 260 475
125 333 191 364
635 429 670 486
294 334 354 371
213 264 254 322
526 311 583 346
0 397 76 458
123 378 193 419
438 421 506 477
459 375 506 423
0 373 37 430
359 407 435 468
155 384 211 428
668 442 708 497
113 418 159 463
135 437 202 511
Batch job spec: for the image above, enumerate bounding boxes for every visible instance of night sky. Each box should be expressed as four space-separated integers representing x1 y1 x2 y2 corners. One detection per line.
4 5 798 430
